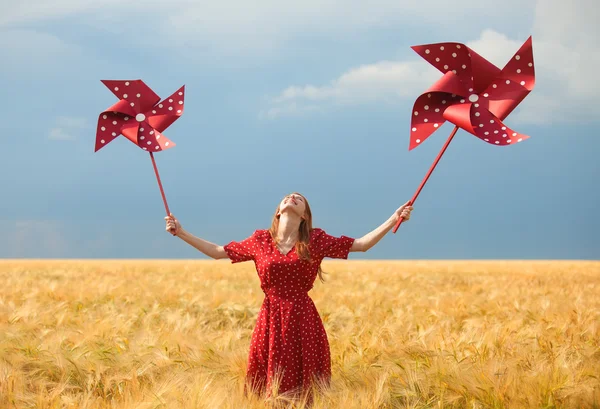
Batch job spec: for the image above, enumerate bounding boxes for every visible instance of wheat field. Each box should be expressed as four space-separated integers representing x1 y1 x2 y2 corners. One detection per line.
0 260 599 409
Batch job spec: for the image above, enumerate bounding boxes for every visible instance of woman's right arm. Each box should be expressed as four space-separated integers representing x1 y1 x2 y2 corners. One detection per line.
166 214 228 260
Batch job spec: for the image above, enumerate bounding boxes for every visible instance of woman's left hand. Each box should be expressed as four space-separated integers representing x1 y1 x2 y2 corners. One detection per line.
394 201 413 222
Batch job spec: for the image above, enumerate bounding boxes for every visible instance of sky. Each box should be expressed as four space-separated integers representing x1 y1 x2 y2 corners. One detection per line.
0 0 598 260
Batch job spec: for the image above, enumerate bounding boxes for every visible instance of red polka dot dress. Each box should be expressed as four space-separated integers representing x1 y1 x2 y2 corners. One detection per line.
223 228 355 399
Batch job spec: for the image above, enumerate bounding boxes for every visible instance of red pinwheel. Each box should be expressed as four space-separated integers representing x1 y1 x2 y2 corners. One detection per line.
95 79 185 228
393 37 535 232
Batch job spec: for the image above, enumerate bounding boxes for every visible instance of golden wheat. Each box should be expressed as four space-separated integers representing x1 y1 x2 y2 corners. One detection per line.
0 260 598 408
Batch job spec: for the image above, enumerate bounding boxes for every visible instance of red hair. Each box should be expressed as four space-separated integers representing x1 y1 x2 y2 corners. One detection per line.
268 193 326 282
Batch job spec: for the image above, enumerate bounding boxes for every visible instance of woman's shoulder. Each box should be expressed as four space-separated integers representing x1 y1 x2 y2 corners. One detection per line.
253 229 271 240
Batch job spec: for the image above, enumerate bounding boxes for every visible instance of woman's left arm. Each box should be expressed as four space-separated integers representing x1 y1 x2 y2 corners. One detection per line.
350 201 413 252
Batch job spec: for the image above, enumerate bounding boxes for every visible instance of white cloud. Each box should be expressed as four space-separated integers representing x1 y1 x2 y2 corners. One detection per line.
265 0 599 125
48 116 87 141
0 0 529 52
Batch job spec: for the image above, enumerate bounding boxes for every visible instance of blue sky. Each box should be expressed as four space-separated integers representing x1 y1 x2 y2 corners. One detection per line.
0 0 598 259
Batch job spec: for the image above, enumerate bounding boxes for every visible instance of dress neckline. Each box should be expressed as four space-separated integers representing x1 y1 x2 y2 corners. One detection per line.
269 232 297 256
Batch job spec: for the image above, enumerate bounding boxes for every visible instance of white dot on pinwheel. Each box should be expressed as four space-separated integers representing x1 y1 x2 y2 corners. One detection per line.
479 124 484 128
484 131 489 135
169 99 173 103
179 101 183 105
452 53 457 58
483 93 489 97
434 124 439 128
416 139 421 143
178 92 183 95
414 111 419 116
425 49 430 54
102 115 107 119
427 93 431 98
521 81 526 86
177 110 182 114
101 139 105 144
474 103 479 108
456 44 461 48
444 64 449 70
168 107 173 111
152 110 157 114
528 63 533 67
114 87 119 91
515 55 521 60
503 134 507 137
490 120 495 123
460 99 465 103
136 114 146 122
440 46 445 50
442 100 446 104
150 130 154 135
140 136 145 140
158 104 163 108
137 93 141 98
518 138 523 142
123 94 128 99
494 130 499 134
112 132 116 136
435 108 440 112
469 94 478 102
517 69 521 73
124 116 129 121
436 58 440 62
101 127 106 131
147 141 151 145
143 147 147 150
112 121 117 125
140 128 145 132
507 139 511 143
424 105 429 110
412 127 417 132
475 112 480 117
156 134 160 139
452 70 457 74
462 65 467 69
495 141 500 144
424 119 429 122
155 146 159 150
125 82 130 86
502 127 507 130
130 102 134 107
513 132 517 136
165 142 170 146
493 84 497 88
484 138 489 142
506 80 511 84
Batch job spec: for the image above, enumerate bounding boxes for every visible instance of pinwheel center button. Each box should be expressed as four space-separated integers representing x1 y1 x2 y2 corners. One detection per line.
135 113 146 122
468 94 479 103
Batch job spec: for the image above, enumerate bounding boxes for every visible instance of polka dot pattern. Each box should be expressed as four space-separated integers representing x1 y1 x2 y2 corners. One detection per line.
408 37 535 149
224 228 355 399
95 80 185 153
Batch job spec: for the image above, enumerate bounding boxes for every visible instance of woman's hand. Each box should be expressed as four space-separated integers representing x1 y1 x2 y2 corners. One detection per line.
165 213 181 236
394 201 413 222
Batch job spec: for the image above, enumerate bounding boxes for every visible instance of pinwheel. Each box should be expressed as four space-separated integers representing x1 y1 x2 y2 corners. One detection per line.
95 79 185 227
393 36 535 232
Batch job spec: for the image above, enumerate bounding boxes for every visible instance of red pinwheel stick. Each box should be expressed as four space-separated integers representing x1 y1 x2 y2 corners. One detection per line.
393 125 459 233
149 152 176 235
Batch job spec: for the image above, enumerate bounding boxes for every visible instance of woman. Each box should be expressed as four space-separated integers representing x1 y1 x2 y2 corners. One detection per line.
165 193 413 402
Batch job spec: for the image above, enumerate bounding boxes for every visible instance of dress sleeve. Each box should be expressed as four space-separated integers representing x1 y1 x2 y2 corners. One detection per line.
312 228 355 260
223 230 260 263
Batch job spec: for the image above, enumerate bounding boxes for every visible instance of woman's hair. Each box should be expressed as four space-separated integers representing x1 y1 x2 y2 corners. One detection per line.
268 192 326 282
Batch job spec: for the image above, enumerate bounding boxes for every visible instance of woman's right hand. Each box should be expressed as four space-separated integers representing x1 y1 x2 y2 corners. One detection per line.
165 213 181 236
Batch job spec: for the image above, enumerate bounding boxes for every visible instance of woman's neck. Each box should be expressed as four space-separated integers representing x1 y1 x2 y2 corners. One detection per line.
276 212 302 243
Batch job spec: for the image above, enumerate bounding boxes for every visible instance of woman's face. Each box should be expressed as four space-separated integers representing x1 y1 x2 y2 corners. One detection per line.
278 193 307 219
